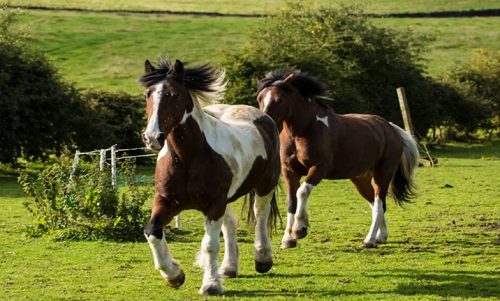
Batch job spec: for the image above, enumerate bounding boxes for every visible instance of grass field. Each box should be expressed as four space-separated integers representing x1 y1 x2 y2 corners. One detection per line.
14 10 500 94
10 0 500 14
1 142 499 300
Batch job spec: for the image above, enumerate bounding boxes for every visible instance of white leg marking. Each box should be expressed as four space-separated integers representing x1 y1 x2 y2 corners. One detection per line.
219 206 238 277
364 196 384 247
196 216 224 295
145 234 181 279
254 191 273 266
281 212 296 247
293 182 315 234
316 115 329 127
262 90 273 113
376 213 388 244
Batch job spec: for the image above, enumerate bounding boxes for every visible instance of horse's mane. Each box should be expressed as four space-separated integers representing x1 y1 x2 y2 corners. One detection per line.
257 69 331 110
138 58 226 104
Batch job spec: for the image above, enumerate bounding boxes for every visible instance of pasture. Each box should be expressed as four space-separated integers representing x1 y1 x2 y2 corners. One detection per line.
13 7 500 94
10 0 500 14
1 142 499 300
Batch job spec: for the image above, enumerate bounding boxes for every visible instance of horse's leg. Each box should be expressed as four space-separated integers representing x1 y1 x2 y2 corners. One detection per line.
197 214 225 296
281 169 300 249
362 173 391 248
292 165 326 240
253 190 274 273
144 195 185 288
219 205 239 278
350 175 389 246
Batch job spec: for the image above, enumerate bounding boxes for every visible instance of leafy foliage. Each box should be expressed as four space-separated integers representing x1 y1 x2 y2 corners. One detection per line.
222 1 485 137
18 156 152 241
0 5 145 164
76 89 145 151
448 49 500 136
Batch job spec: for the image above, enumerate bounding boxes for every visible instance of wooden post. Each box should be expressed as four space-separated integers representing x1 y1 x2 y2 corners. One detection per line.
396 87 414 137
111 145 117 189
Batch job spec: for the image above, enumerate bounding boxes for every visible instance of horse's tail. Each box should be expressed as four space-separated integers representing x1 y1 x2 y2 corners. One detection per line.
390 124 420 206
244 189 282 235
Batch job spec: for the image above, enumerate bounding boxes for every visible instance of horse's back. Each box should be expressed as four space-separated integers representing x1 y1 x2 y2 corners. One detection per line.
323 113 403 179
202 104 280 199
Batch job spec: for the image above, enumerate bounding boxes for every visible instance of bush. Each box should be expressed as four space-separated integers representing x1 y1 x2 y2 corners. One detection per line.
75 89 145 151
222 1 452 137
0 6 146 164
0 5 82 164
448 49 500 137
18 155 152 241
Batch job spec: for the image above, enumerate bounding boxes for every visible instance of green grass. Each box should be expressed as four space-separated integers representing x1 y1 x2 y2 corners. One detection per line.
1 142 499 300
16 11 256 94
10 0 500 14
372 17 500 75
15 9 500 94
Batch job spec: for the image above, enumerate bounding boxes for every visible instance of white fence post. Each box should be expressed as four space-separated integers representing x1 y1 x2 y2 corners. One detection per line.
99 149 107 171
111 145 117 189
70 150 80 181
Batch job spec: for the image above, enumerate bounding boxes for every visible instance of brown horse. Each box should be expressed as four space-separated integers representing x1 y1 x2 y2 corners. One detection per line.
140 59 281 296
256 69 419 249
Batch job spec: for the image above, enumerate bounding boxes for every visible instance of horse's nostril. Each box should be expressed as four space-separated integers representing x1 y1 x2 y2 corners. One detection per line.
142 133 148 142
157 133 166 146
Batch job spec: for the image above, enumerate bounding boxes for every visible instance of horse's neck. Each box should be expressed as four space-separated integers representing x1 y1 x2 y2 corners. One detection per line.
167 102 207 161
284 100 316 136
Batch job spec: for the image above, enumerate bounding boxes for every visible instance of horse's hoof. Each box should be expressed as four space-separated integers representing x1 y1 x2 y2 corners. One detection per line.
292 227 308 240
220 269 238 278
199 284 223 296
164 269 185 288
361 242 377 248
255 260 273 273
280 239 297 249
375 238 388 244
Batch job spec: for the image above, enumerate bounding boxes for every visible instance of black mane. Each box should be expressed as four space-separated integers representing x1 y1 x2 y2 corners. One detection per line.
258 69 331 110
138 58 221 94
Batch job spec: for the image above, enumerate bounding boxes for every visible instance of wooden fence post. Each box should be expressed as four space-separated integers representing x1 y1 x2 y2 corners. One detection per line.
396 87 414 137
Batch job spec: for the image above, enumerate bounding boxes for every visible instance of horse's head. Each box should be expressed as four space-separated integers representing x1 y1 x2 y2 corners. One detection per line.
256 73 297 126
141 59 192 149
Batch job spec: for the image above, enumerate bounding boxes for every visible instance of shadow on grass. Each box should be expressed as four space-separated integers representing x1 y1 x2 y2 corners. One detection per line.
430 140 500 159
226 269 499 298
0 175 25 199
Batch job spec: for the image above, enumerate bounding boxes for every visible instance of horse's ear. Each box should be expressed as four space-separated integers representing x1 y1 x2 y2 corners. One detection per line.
283 73 295 83
174 59 185 77
254 74 262 82
145 60 155 74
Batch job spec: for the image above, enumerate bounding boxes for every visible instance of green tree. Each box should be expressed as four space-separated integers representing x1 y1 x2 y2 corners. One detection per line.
222 1 444 136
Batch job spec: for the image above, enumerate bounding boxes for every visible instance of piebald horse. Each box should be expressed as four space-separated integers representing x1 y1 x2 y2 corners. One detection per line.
140 59 280 296
256 69 419 249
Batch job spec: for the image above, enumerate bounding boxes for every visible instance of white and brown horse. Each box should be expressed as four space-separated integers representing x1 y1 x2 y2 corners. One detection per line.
256 70 419 249
140 59 280 296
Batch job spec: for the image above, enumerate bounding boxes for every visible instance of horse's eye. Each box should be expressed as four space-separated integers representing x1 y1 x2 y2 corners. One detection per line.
172 92 180 99
144 90 152 99
277 98 284 104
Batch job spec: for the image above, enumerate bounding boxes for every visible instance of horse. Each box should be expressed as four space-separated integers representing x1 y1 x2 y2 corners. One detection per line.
140 58 281 296
256 69 419 249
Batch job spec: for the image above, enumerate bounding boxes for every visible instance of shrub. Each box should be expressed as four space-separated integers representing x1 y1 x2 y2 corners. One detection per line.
76 89 145 151
448 49 500 137
222 1 444 136
18 155 152 241
0 5 81 164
